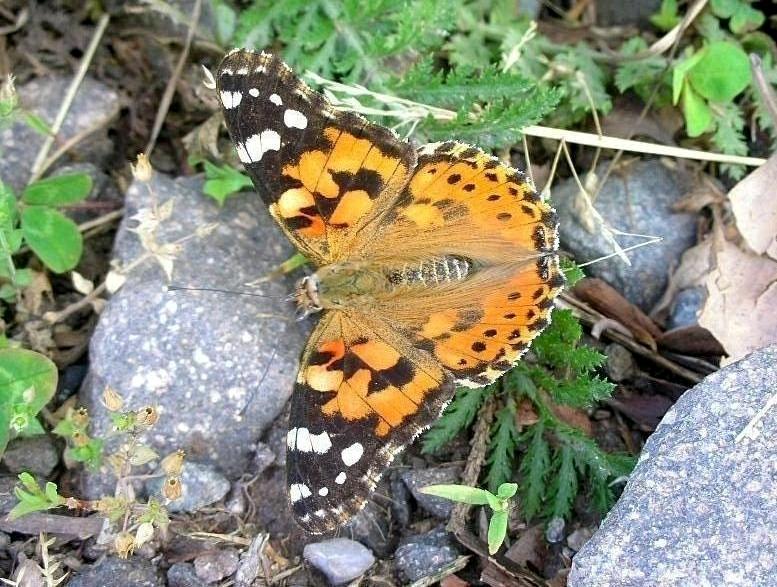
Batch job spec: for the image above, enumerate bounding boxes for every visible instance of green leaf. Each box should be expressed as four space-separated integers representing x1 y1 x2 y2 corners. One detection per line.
519 422 550 518
650 0 680 31
485 403 519 493
730 5 764 35
488 510 509 555
211 0 237 45
0 181 18 231
68 437 103 469
672 49 706 105
20 206 83 273
550 444 577 519
0 348 57 456
681 84 713 137
688 42 751 102
22 113 53 136
423 386 488 453
22 173 92 206
560 258 584 288
9 473 64 519
496 482 518 500
419 484 494 505
197 160 254 206
710 0 738 18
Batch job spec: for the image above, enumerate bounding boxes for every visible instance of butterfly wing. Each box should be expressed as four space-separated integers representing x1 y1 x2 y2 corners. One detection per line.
354 141 565 387
216 50 415 264
286 309 454 533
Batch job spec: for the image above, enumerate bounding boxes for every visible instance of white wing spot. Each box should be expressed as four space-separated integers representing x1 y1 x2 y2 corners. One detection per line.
236 67 249 75
221 67 234 75
289 483 312 503
284 109 308 129
240 129 281 163
248 88 259 97
341 442 364 467
220 91 242 109
318 487 329 497
269 93 283 106
335 472 346 485
255 65 267 73
287 427 332 453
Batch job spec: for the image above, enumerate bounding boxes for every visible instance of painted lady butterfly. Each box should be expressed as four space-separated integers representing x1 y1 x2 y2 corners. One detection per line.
217 50 564 533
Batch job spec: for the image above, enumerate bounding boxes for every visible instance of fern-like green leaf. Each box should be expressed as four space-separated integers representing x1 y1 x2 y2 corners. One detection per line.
549 444 577 520
485 402 519 492
422 385 488 453
519 422 550 519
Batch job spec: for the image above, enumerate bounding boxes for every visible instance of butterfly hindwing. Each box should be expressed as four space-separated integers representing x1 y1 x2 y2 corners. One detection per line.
217 50 415 264
286 310 454 533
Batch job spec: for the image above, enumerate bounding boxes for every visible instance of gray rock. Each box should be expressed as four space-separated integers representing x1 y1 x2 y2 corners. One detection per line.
668 286 706 330
567 527 594 552
569 344 777 587
390 472 412 527
345 500 392 558
0 76 119 192
545 516 566 544
146 461 229 513
595 0 661 26
395 527 461 583
68 556 163 587
81 172 304 493
194 548 240 583
1 435 59 476
253 442 276 475
554 159 696 311
167 562 200 587
401 466 461 519
605 343 636 383
303 537 375 585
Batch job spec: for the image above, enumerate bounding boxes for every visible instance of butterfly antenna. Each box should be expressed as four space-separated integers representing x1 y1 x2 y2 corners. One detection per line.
166 284 280 300
576 235 663 268
240 347 277 416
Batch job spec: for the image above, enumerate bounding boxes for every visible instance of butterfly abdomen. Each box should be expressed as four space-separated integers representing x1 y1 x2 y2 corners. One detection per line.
387 256 472 288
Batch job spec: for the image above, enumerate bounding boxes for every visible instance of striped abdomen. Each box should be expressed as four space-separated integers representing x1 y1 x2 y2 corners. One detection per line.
387 256 472 289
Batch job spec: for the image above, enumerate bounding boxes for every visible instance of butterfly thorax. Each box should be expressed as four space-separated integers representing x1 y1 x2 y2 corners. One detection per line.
296 256 473 314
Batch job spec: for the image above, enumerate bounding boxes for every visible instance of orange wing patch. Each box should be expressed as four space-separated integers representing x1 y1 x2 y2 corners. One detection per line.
276 127 413 261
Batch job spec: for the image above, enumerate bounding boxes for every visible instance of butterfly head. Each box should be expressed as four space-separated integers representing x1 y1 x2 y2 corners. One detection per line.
294 275 323 318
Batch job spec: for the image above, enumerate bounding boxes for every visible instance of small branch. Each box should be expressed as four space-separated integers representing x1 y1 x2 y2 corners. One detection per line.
145 0 202 155
28 13 110 183
750 53 777 130
78 208 125 236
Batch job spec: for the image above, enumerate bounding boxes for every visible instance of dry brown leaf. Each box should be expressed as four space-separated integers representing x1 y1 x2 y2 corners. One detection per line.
729 152 777 260
698 232 777 364
573 278 663 349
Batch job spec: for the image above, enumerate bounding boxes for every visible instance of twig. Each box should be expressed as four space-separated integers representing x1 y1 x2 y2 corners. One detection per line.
28 13 110 184
559 292 704 383
36 120 111 178
408 556 471 587
78 208 125 236
750 53 777 130
145 0 202 154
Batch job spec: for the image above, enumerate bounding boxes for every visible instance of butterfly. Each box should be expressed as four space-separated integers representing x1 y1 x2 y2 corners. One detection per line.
216 49 564 534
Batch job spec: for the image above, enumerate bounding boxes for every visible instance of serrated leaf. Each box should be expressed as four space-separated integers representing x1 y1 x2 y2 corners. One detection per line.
520 422 549 518
22 173 92 206
550 445 577 519
21 207 83 273
423 386 488 453
485 404 519 493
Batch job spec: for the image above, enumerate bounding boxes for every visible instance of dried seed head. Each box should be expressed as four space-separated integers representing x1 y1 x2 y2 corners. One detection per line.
135 522 155 548
102 387 124 412
72 407 90 427
132 153 153 182
160 449 185 476
162 476 183 501
135 406 159 428
114 532 136 559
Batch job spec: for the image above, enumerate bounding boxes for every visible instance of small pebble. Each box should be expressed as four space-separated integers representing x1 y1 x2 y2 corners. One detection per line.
303 538 375 585
545 516 566 544
194 548 239 583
